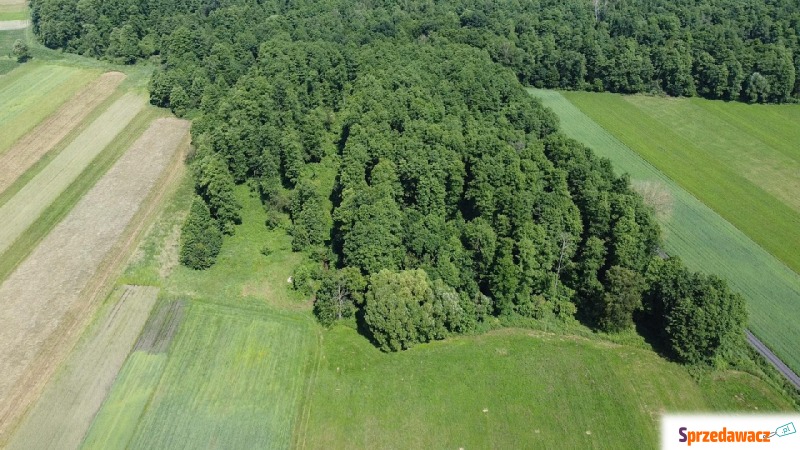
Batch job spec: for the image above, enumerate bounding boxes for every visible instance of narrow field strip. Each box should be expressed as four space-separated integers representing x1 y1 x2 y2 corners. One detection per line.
0 65 96 153
0 93 145 256
6 286 160 450
0 19 26 30
0 117 190 437
0 72 126 195
529 89 800 374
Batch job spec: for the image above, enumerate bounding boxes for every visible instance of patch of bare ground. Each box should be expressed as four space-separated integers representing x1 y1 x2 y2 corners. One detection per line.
0 117 190 442
6 286 159 450
0 72 125 195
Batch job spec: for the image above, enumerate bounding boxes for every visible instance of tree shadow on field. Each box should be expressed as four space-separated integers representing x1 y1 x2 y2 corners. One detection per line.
633 310 675 361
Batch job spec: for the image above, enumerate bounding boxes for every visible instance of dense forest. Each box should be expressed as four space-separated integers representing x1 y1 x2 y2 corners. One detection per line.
29 0 759 362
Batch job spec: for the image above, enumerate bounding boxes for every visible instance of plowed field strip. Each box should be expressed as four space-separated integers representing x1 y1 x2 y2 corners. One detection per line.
0 118 190 439
0 93 145 255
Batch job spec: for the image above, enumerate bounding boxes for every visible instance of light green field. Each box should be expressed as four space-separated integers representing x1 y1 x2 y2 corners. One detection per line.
561 91 800 275
301 326 793 449
0 63 97 152
529 89 800 375
83 301 315 450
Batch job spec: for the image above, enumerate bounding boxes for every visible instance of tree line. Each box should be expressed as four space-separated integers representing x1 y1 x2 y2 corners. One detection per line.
31 0 752 364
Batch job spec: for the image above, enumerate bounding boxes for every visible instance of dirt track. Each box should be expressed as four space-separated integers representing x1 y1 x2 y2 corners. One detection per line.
0 117 190 439
0 72 125 195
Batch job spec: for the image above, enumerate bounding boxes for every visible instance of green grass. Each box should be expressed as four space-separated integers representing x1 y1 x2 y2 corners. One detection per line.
561 91 800 275
0 107 160 284
0 10 27 21
0 62 98 153
83 301 316 450
301 326 794 449
529 89 800 375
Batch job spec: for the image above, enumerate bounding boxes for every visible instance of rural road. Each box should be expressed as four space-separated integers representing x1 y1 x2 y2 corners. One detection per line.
745 330 800 391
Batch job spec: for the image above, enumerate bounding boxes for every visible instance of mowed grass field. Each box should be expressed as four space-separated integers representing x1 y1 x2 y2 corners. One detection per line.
562 91 800 275
83 302 316 450
301 326 794 449
0 63 98 151
530 89 800 376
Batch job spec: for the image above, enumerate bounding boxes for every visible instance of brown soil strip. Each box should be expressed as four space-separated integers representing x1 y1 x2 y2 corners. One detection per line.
0 72 125 196
0 118 190 441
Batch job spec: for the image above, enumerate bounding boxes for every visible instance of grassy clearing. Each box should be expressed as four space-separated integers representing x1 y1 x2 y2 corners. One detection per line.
7 286 159 450
0 63 97 152
0 93 145 258
561 91 800 276
0 11 26 21
83 301 316 450
122 184 308 312
529 89 800 375
302 326 794 449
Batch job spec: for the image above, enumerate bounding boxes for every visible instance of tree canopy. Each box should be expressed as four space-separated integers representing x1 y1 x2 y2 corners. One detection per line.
32 0 754 359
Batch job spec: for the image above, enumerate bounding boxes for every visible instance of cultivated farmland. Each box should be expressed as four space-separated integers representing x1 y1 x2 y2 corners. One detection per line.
529 89 800 374
561 91 800 277
7 286 160 450
0 117 190 438
0 93 145 256
0 71 125 194
82 302 316 450
0 64 97 152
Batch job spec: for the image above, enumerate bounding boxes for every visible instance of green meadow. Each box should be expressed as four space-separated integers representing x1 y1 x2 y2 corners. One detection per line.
300 326 793 450
530 89 800 375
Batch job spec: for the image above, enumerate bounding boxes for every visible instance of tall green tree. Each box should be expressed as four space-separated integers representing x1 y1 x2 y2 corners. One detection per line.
180 196 223 270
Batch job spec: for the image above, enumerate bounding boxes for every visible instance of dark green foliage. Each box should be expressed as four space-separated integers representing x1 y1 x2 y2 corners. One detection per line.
645 258 748 365
600 266 646 332
32 0 755 355
289 178 330 251
313 267 366 327
11 39 30 63
191 149 242 235
179 197 223 270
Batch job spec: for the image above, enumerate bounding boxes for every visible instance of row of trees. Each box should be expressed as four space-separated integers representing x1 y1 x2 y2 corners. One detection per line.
34 0 750 364
30 0 800 103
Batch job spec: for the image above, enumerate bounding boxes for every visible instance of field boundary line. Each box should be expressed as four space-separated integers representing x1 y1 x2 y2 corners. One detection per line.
0 107 156 285
0 71 126 196
294 323 324 450
0 117 189 443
